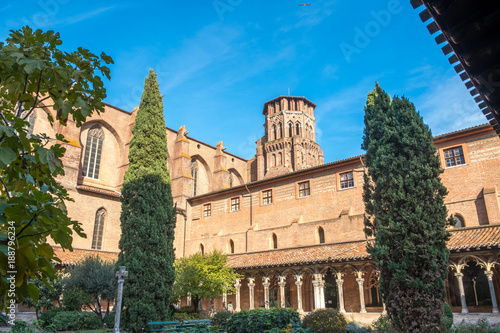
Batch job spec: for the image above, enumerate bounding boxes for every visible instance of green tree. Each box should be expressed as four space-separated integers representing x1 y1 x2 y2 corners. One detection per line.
21 274 64 318
63 256 116 320
0 26 112 311
172 250 241 311
116 69 176 332
362 83 452 333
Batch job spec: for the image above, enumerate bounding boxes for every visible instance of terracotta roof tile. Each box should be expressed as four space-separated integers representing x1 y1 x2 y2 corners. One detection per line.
227 225 500 269
52 246 118 265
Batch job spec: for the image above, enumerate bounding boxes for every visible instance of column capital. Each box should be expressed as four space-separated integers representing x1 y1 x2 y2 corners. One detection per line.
295 280 303 288
336 278 344 287
248 277 256 287
485 270 494 280
234 279 241 289
454 272 464 279
356 277 365 285
294 274 303 282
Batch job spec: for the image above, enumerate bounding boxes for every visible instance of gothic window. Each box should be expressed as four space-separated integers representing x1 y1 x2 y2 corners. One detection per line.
318 227 325 244
272 233 278 249
453 215 465 228
278 152 282 165
272 154 277 167
278 123 283 139
200 243 205 255
368 272 382 306
288 123 293 137
91 208 106 250
295 123 300 136
272 124 277 140
82 125 104 179
191 158 198 196
21 109 36 137
229 239 235 254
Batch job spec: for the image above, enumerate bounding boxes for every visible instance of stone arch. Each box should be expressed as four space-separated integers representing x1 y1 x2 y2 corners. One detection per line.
228 168 244 186
191 154 212 194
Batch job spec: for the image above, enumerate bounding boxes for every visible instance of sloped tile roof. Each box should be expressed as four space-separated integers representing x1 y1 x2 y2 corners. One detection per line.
49 225 500 268
227 225 500 269
52 246 119 265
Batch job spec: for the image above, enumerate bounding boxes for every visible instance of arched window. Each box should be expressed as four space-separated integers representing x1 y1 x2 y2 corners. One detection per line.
278 123 282 139
200 243 205 255
272 233 278 249
272 154 277 167
295 123 300 136
288 123 293 137
191 158 198 196
278 152 282 165
229 239 235 254
91 208 106 250
453 215 465 228
272 124 277 140
318 227 325 244
82 125 104 179
229 172 233 188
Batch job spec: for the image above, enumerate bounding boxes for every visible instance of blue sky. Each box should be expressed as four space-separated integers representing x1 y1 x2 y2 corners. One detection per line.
1 0 486 162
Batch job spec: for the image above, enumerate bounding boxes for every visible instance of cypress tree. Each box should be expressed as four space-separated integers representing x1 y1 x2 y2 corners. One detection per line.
117 69 176 332
362 84 452 333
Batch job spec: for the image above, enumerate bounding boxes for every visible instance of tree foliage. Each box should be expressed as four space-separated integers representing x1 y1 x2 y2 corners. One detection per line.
362 83 452 333
63 256 116 319
116 69 176 332
172 250 241 310
21 274 63 318
0 26 112 310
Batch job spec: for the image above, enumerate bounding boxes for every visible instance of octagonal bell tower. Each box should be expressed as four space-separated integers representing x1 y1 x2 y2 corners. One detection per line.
255 96 324 179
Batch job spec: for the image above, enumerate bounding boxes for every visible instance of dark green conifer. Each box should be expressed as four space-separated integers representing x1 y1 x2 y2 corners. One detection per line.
362 83 451 333
117 70 176 332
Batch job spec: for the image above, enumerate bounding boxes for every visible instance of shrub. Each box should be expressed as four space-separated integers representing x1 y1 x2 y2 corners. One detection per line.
51 311 102 331
265 326 310 333
347 322 367 333
211 310 232 328
104 312 116 328
227 308 302 333
181 324 219 332
441 303 453 332
370 315 391 333
450 318 500 333
39 307 64 328
10 321 27 333
302 309 347 333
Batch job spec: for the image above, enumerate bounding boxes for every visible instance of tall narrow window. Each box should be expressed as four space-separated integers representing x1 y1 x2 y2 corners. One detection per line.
200 244 204 255
82 125 104 179
296 123 300 136
318 227 325 244
229 172 233 188
272 154 277 167
272 124 277 140
91 208 106 250
272 233 278 249
288 123 293 137
203 203 211 217
229 239 235 254
278 123 282 139
191 158 198 196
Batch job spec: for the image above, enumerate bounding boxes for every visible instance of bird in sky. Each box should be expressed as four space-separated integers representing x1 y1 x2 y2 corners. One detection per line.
299 3 311 6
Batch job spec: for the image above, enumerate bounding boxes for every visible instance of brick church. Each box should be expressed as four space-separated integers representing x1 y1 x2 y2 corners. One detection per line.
29 95 500 320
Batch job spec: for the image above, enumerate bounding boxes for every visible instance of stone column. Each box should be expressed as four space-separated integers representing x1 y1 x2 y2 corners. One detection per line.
234 279 242 312
262 276 271 309
313 274 325 310
455 272 469 314
114 266 128 333
356 277 367 314
278 275 287 308
485 270 499 314
335 272 346 313
187 292 191 307
248 277 256 310
294 275 304 313
223 291 227 310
